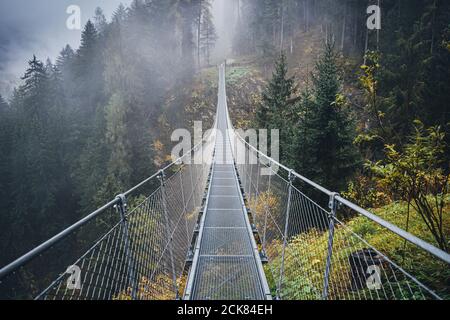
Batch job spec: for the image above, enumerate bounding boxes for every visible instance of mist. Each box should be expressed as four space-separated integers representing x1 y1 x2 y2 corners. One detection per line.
0 0 231 270
211 0 237 62
0 0 132 98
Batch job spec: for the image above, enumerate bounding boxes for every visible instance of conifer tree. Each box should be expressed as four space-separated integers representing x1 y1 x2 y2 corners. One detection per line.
0 94 11 221
256 53 294 129
200 3 218 66
256 53 295 162
94 7 108 33
298 42 360 190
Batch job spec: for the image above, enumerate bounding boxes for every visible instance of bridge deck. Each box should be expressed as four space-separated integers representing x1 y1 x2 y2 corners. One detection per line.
184 65 271 300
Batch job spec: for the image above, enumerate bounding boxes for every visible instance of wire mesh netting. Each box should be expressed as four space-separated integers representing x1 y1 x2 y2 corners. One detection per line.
0 136 215 300
185 64 271 300
191 256 266 300
232 135 450 300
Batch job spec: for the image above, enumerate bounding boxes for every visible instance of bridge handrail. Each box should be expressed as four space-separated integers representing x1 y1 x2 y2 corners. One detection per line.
229 130 450 265
220 61 450 265
0 131 215 281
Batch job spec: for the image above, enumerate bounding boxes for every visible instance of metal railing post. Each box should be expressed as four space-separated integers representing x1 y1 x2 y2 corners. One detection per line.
115 194 138 300
276 170 295 300
189 160 196 208
248 155 254 200
322 192 339 300
159 170 179 299
255 160 261 201
261 163 272 253
179 167 190 244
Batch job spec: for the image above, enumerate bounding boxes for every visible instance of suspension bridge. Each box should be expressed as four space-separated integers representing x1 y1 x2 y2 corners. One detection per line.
0 64 449 300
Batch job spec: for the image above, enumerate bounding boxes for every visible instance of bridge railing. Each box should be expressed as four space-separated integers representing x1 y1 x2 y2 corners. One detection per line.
228 125 450 300
0 134 215 300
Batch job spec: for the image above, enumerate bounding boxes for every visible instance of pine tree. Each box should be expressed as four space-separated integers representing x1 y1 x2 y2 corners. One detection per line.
21 55 47 95
179 0 197 74
200 3 218 66
9 56 63 252
298 42 360 191
77 20 98 66
56 45 75 74
0 95 11 221
97 93 132 203
256 53 295 162
113 3 128 23
0 0 213 269
0 94 8 111
0 93 14 265
73 20 105 139
256 53 294 128
94 7 108 33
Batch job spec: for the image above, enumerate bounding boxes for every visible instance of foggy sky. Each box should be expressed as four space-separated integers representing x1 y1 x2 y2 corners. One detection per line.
0 0 132 98
0 0 235 98
211 0 236 62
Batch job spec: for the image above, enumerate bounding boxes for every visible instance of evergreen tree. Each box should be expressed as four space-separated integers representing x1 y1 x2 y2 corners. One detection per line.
256 53 294 128
200 3 218 66
113 3 128 23
0 95 12 260
256 53 295 162
73 20 104 118
9 56 63 255
179 0 197 75
297 42 360 191
94 7 108 33
97 93 132 203
77 20 98 67
0 94 8 111
56 45 75 76
0 0 214 269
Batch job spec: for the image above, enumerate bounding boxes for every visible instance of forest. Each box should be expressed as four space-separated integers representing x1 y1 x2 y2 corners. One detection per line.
0 0 449 299
226 0 450 297
0 0 219 268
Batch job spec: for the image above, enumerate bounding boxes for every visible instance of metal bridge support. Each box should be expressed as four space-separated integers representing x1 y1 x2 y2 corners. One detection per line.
322 192 339 300
261 161 272 254
179 166 190 246
248 161 254 201
159 170 180 299
276 170 295 300
115 194 138 300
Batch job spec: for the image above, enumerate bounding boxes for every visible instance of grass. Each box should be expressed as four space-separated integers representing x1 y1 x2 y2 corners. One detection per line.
259 195 450 300
226 66 252 85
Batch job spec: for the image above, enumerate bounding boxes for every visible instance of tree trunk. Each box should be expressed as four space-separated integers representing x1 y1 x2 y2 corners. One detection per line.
280 0 285 52
341 0 347 52
431 0 437 54
197 1 202 69
304 0 308 32
377 0 380 50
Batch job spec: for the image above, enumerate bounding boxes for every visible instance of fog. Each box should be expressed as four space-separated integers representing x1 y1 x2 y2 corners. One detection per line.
0 0 132 98
0 0 242 98
211 0 237 62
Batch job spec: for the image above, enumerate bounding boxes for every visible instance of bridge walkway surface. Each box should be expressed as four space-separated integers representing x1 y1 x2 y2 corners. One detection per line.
184 65 271 300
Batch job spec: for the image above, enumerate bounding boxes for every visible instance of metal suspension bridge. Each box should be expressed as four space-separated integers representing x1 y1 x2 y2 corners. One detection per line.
0 64 449 300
